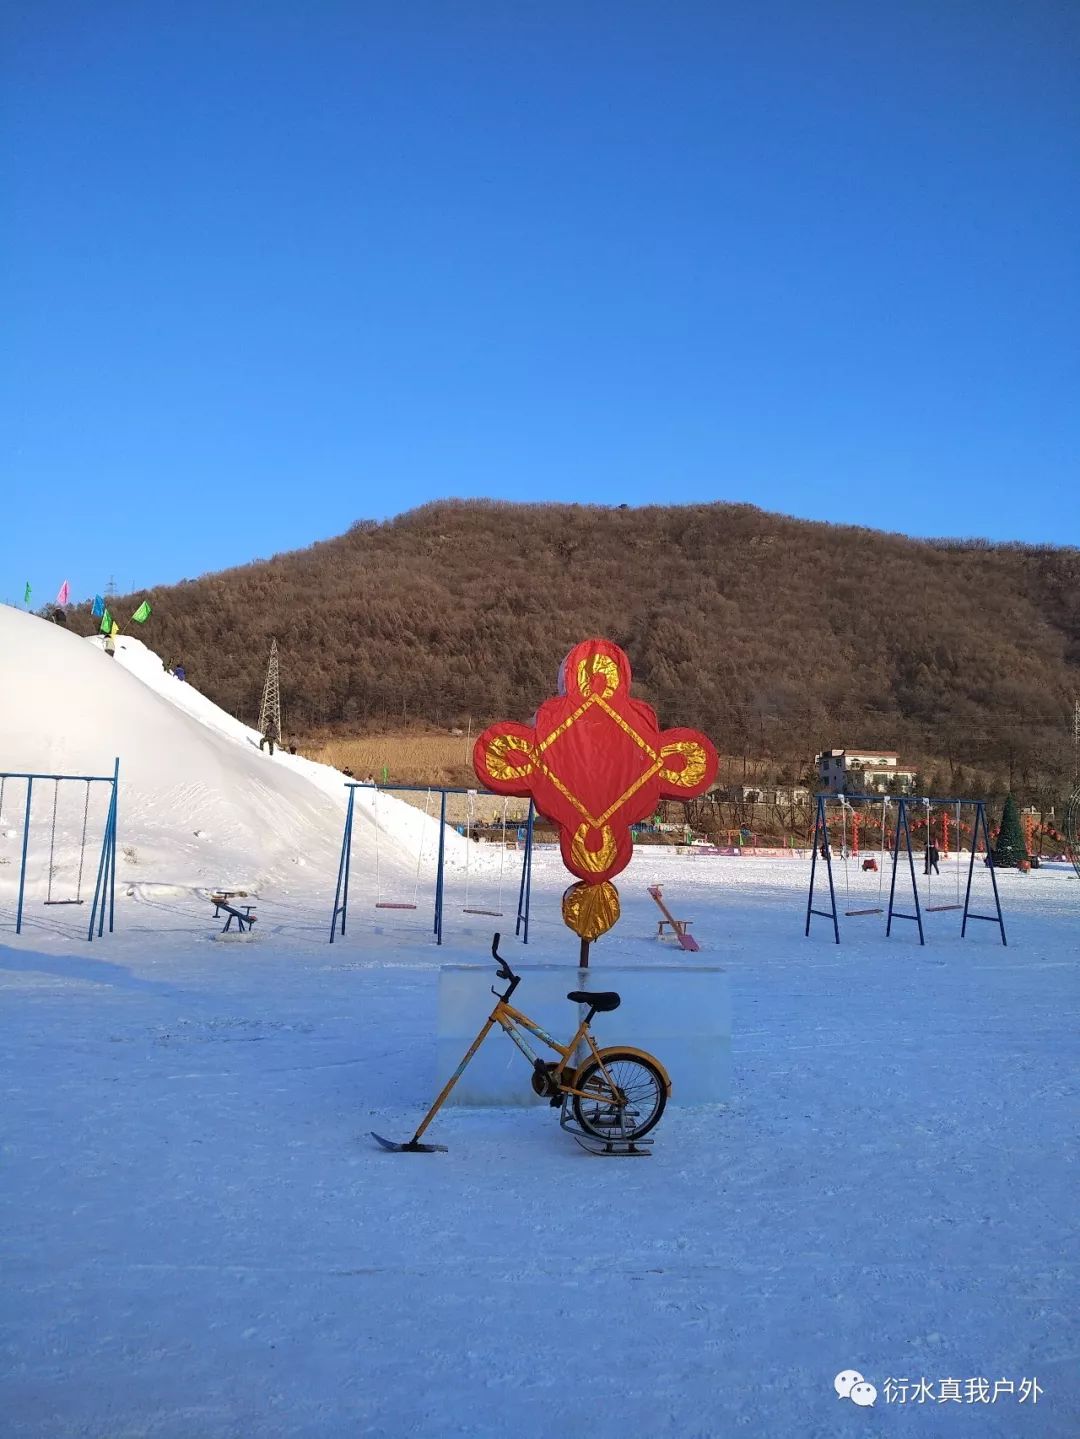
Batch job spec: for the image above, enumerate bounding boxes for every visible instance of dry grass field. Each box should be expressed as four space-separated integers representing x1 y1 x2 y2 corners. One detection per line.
305 730 476 787
301 730 534 826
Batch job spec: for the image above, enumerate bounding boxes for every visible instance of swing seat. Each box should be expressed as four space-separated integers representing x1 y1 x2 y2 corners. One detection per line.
462 907 503 917
844 907 883 916
926 904 963 912
375 902 418 910
43 899 86 906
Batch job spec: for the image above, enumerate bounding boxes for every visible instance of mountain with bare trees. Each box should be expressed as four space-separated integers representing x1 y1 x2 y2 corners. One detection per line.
63 500 1079 803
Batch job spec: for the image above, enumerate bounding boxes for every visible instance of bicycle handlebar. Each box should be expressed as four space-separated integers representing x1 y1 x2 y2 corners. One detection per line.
491 932 517 981
491 933 521 1000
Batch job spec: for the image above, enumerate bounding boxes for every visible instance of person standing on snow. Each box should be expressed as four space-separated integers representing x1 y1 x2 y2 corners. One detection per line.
924 841 940 876
259 719 279 756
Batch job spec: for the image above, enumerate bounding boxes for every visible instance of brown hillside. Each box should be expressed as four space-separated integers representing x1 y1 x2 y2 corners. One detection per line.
65 500 1080 801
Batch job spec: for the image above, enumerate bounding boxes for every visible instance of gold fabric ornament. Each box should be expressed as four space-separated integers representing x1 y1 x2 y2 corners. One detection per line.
561 880 620 941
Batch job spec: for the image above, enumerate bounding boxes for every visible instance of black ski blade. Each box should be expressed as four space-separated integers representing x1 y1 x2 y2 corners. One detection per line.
371 1131 448 1153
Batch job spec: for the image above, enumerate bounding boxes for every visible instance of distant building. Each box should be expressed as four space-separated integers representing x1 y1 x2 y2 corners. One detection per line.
816 748 917 795
708 784 811 804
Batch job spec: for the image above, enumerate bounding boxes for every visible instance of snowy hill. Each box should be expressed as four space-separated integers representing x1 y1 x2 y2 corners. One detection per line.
0 604 476 908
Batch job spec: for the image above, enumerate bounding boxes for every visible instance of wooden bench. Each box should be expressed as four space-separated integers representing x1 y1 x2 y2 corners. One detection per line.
647 884 700 952
210 891 257 933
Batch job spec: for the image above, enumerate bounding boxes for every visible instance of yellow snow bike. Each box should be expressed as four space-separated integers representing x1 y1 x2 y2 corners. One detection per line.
372 934 671 1156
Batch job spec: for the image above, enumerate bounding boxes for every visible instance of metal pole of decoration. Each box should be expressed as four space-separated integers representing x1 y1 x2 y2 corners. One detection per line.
15 777 33 935
329 786 356 943
515 799 535 944
434 790 447 945
962 801 1008 947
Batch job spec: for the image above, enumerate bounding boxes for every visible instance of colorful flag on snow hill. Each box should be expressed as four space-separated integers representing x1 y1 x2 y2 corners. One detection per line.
91 595 105 618
23 581 31 603
110 621 119 638
56 580 70 607
131 600 151 623
99 608 112 635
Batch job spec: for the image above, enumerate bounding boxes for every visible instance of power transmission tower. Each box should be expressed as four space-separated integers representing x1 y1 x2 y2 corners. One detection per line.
1074 696 1079 779
258 639 281 738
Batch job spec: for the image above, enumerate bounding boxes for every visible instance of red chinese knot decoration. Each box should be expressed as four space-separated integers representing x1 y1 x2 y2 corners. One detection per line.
473 638 719 885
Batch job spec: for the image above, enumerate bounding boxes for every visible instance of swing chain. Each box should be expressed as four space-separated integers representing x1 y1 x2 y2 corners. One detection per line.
46 779 59 902
75 779 91 902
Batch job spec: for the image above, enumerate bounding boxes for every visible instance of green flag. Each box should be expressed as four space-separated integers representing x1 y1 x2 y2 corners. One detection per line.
23 581 30 604
131 600 152 623
100 608 112 635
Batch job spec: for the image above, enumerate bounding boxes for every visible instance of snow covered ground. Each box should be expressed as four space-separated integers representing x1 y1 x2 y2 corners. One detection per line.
1 605 1077 1436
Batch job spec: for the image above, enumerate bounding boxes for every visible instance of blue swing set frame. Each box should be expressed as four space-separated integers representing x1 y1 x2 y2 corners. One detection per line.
805 793 1007 947
329 784 536 946
0 758 119 942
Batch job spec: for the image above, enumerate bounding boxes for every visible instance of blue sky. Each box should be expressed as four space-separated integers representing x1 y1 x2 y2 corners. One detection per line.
3 1 1078 605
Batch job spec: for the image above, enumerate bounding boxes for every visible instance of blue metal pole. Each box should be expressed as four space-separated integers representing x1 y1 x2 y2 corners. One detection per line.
521 800 534 945
330 788 355 943
822 801 839 943
962 802 1008 947
887 799 925 944
0 770 114 783
107 758 119 933
515 804 530 936
983 806 1008 947
804 797 821 937
435 790 447 944
15 777 32 935
340 790 355 939
516 799 535 942
905 803 925 944
961 802 979 939
805 796 840 944
98 788 115 939
88 790 111 942
886 798 903 936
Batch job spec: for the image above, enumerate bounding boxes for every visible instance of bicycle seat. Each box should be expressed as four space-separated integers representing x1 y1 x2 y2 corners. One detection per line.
567 990 620 1012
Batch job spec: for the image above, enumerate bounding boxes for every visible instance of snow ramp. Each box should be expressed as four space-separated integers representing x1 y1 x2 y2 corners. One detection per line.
0 605 474 901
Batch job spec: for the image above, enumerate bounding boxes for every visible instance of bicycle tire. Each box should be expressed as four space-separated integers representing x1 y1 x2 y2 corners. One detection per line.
571 1050 667 1141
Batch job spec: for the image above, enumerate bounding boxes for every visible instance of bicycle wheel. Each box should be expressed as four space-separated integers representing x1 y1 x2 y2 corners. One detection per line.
571 1050 667 1141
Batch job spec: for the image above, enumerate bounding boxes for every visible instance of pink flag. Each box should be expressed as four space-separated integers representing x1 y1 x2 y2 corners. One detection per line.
55 580 70 607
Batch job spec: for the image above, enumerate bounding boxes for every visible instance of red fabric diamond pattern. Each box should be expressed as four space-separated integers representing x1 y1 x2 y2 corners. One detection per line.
473 638 718 884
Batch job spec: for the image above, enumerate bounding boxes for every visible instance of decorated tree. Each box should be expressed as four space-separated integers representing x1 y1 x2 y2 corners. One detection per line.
993 794 1029 868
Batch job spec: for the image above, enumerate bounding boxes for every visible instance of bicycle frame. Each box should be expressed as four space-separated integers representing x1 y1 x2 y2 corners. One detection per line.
406 993 619 1147
497 998 613 1097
